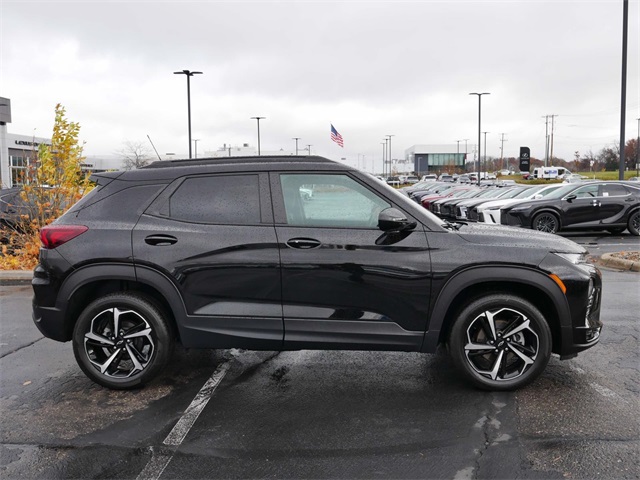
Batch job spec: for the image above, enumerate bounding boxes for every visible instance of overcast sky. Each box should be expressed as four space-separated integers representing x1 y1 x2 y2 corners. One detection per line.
2 0 639 172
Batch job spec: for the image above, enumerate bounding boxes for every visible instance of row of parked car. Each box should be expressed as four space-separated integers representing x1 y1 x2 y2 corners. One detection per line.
401 179 640 236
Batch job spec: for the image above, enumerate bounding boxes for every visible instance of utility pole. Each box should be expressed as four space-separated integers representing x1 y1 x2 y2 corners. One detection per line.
292 137 301 155
381 142 386 177
549 114 558 166
542 115 550 167
499 133 508 170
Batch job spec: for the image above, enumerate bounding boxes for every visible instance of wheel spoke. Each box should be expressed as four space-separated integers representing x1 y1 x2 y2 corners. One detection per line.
123 327 152 340
483 310 498 341
112 308 121 336
125 344 145 373
489 350 505 380
465 342 493 351
503 319 531 339
507 343 535 365
100 348 123 374
85 331 115 346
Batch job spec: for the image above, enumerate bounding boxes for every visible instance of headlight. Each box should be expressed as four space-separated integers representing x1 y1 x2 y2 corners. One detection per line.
553 252 587 264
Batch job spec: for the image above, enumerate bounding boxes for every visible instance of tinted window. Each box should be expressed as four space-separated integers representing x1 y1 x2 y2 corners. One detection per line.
572 185 599 198
600 184 628 197
280 174 390 228
170 175 260 224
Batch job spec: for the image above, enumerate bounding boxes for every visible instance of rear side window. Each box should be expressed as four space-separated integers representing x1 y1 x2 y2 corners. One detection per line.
169 174 260 225
600 184 628 197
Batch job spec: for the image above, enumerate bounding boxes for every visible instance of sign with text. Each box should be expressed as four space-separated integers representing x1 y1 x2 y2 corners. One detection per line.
519 147 531 172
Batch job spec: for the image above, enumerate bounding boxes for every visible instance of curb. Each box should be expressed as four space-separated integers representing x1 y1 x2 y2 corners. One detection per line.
0 270 33 285
599 253 640 272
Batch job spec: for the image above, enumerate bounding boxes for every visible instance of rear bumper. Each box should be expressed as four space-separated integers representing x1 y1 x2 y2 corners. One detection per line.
32 301 69 342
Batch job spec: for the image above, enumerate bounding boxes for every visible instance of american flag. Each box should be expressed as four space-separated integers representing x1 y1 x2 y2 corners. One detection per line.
330 124 344 147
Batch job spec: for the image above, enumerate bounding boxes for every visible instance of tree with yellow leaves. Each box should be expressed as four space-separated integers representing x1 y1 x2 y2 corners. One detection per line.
0 104 92 269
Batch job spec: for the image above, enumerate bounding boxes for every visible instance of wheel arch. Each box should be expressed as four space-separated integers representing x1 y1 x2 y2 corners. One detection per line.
422 266 570 355
56 263 185 342
531 208 562 229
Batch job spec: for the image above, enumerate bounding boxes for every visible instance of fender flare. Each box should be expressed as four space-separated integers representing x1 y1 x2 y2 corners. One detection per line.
421 265 570 352
56 263 187 338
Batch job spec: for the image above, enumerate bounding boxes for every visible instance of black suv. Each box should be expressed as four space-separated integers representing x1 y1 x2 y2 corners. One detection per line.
32 156 602 391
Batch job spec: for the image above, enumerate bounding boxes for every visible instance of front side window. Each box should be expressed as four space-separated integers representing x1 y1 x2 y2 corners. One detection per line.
280 174 390 228
572 185 599 198
169 174 260 224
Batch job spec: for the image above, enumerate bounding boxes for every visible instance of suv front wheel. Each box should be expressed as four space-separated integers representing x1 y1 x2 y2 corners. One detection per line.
449 294 552 390
72 293 173 389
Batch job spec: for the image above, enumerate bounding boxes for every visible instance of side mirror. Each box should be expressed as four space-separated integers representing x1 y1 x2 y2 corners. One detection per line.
378 208 416 232
565 194 577 202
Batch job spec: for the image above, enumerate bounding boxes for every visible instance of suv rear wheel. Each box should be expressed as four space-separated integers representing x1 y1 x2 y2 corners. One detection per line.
449 294 551 390
72 293 173 389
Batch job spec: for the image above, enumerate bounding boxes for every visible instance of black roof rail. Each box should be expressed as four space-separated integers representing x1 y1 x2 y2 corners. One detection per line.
144 155 337 169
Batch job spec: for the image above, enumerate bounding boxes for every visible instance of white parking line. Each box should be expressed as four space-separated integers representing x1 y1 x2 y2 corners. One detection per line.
136 362 230 480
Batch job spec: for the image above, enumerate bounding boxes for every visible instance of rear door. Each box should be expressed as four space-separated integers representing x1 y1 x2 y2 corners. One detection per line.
133 172 283 349
271 172 432 351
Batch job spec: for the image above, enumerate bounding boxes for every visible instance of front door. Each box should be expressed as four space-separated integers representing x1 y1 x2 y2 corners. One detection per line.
271 172 432 351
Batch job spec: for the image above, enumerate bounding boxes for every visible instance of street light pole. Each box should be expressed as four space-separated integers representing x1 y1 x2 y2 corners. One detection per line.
292 137 301 155
469 93 490 185
306 144 312 156
250 117 265 155
174 69 202 159
381 142 386 177
386 135 395 175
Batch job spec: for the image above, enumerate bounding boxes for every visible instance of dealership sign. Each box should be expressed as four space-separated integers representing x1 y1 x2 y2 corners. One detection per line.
519 147 530 172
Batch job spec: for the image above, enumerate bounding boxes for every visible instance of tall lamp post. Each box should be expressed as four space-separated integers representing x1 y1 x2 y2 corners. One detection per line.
292 137 301 155
386 134 395 175
250 117 265 155
381 142 386 177
174 70 202 159
469 93 490 185
306 144 312 155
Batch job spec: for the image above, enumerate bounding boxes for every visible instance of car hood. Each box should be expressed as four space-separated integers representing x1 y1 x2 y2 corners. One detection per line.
454 223 585 254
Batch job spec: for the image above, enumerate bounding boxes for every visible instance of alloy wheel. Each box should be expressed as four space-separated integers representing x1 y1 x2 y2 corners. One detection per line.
463 307 539 382
534 214 558 233
84 307 155 378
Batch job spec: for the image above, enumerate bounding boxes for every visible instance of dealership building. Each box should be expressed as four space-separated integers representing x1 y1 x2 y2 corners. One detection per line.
404 144 471 175
1 98 123 188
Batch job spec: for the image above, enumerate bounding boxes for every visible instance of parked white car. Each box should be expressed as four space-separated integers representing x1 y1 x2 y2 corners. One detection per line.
477 184 565 224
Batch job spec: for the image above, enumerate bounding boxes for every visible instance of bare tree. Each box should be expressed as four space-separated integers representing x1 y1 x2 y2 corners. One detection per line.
117 140 152 170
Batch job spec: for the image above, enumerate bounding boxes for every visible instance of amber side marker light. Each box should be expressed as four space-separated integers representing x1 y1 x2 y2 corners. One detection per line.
549 274 567 294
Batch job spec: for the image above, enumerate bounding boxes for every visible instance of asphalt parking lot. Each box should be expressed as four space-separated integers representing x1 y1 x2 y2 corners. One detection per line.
1 232 639 479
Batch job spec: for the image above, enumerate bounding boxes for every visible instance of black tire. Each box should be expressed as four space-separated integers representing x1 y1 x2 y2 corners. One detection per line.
72 292 174 389
607 227 626 235
532 212 560 234
449 294 552 391
628 211 640 236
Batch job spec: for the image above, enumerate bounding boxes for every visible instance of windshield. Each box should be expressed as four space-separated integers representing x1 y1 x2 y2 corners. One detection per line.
501 187 530 199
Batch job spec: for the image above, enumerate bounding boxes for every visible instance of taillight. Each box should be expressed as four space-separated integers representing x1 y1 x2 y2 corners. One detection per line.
40 225 88 249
